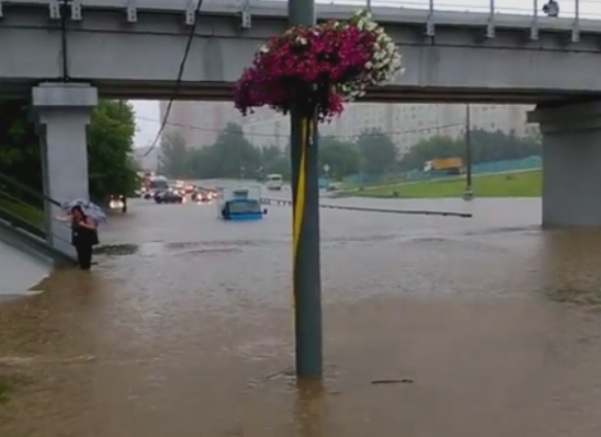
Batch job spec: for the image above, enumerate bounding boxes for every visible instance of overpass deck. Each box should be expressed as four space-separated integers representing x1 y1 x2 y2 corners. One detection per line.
3 0 601 103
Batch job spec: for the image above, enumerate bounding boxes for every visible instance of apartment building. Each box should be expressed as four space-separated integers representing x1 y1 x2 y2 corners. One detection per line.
158 100 535 156
241 103 535 155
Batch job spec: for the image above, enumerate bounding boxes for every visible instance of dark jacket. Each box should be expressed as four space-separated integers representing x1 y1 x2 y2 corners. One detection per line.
71 219 99 246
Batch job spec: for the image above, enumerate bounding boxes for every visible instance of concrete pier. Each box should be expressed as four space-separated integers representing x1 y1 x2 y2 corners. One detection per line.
32 82 98 256
529 101 601 228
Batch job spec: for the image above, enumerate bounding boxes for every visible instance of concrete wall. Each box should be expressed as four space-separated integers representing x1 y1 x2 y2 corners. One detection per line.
530 101 601 228
0 237 50 298
3 1 601 101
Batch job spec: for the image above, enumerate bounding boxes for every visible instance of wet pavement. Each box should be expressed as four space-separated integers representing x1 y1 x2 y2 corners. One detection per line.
2 197 601 436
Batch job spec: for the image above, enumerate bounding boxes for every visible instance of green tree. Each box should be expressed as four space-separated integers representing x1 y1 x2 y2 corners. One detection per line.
184 126 292 181
0 99 138 201
159 130 190 178
470 129 541 163
356 129 398 175
0 100 44 191
88 100 139 200
318 136 360 180
205 123 262 178
399 129 542 171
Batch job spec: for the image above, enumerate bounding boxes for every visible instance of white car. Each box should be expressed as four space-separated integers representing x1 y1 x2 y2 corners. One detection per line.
266 174 283 190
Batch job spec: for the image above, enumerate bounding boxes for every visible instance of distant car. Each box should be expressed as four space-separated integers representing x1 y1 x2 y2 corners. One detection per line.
109 194 128 213
154 190 183 204
191 190 211 203
199 191 212 202
266 174 283 190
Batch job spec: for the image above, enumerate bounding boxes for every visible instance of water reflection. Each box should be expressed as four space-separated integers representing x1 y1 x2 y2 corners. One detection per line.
293 379 327 437
541 230 601 307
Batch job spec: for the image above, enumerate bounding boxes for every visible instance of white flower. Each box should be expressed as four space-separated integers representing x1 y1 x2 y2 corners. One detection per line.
366 21 378 31
259 45 269 54
365 61 373 70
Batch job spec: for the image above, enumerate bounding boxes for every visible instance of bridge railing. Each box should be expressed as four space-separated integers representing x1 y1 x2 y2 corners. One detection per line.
314 0 601 20
7 0 601 22
272 0 601 40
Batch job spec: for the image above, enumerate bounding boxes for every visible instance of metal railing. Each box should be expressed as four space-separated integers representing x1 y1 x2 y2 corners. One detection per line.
0 171 64 242
295 0 601 41
4 0 601 20
317 0 600 19
0 171 77 263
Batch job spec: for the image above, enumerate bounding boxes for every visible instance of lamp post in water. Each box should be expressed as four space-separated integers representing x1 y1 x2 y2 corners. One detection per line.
288 0 323 379
464 104 474 201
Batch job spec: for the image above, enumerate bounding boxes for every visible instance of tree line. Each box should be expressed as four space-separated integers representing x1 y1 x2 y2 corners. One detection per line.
159 124 399 180
398 129 541 171
160 122 542 181
0 100 139 202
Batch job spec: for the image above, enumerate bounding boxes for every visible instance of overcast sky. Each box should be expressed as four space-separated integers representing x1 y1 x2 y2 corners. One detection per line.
131 101 161 149
130 0 597 148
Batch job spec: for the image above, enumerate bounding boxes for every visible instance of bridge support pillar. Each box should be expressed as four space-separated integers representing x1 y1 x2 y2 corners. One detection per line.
31 82 98 256
529 101 601 228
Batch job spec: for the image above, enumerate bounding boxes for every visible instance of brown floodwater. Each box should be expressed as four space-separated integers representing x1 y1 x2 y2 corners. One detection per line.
2 197 601 436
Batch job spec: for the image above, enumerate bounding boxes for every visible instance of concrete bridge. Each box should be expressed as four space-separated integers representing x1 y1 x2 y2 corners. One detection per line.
3 0 601 102
2 0 601 250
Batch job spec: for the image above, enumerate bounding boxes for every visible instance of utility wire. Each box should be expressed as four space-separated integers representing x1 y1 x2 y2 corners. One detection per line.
141 0 204 157
136 115 463 140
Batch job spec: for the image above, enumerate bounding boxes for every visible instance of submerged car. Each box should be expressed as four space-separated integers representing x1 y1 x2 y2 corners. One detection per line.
217 186 266 221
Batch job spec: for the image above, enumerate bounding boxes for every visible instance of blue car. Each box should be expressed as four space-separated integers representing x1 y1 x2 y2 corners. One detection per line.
217 187 266 221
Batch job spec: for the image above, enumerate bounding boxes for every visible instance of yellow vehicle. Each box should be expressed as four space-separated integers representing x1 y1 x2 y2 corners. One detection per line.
424 157 464 175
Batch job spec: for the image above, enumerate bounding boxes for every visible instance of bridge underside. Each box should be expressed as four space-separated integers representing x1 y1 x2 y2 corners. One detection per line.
4 3 601 104
1 80 599 104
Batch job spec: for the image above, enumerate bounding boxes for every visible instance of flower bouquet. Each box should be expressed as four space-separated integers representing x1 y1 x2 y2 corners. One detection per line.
233 10 403 121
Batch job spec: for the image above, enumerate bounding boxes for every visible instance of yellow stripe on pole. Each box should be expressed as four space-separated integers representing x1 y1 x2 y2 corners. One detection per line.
292 117 309 307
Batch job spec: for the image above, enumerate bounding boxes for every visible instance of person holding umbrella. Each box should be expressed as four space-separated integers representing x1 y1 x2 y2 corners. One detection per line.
56 200 105 270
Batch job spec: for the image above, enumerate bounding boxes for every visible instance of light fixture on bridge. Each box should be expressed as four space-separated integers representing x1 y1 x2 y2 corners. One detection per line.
185 0 197 26
126 0 137 23
240 0 251 29
70 0 82 21
48 0 61 20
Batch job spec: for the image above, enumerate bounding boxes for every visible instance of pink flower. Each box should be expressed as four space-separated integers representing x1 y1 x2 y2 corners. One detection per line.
233 11 395 121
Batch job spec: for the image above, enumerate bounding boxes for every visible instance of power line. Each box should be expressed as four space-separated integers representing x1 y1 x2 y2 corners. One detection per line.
136 115 462 140
141 0 204 157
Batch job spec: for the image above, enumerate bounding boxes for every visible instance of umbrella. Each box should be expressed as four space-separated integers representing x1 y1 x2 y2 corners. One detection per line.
61 199 108 225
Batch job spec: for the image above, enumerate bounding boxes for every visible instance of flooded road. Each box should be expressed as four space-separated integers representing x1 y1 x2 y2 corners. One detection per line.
2 197 601 436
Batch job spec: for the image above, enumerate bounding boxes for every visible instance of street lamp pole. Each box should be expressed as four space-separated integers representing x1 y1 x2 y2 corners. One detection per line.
464 104 474 200
288 0 323 379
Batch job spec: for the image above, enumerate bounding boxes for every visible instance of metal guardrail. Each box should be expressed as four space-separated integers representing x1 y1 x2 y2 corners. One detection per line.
0 172 60 207
2 0 599 43
312 0 600 20
0 172 73 255
3 0 600 23
260 197 472 217
0 201 45 239
357 0 599 41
